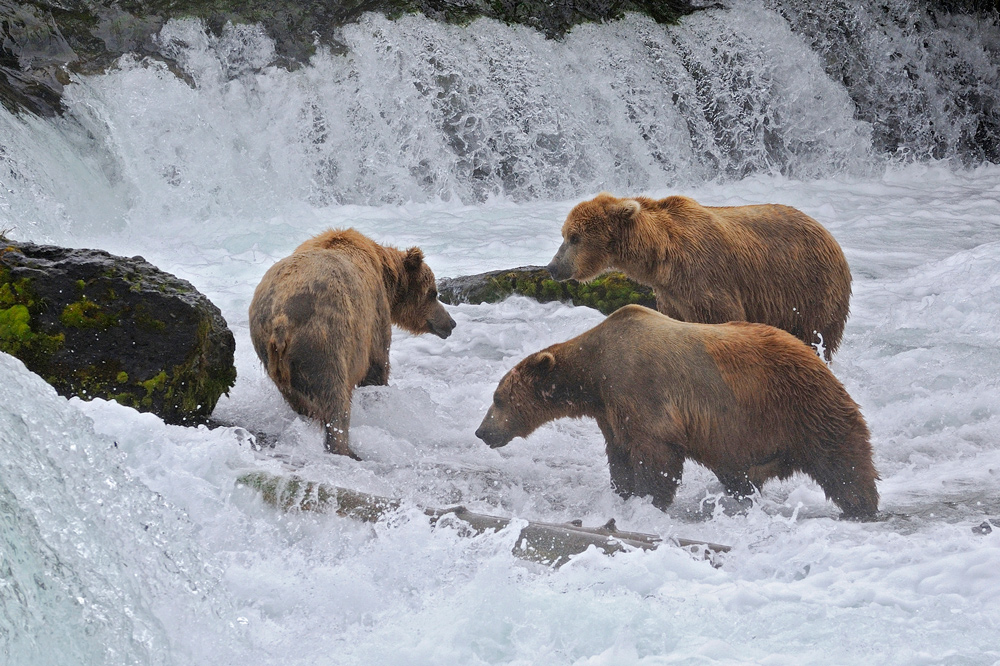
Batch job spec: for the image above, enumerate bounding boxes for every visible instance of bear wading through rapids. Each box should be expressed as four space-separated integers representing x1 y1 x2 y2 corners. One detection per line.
546 193 852 360
249 229 456 459
476 305 879 520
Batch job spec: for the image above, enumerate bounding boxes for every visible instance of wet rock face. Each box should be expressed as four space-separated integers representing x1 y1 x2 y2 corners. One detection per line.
0 238 236 425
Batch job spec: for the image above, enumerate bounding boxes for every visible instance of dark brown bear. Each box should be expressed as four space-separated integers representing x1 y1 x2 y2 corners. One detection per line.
476 305 878 519
546 193 852 359
249 229 455 458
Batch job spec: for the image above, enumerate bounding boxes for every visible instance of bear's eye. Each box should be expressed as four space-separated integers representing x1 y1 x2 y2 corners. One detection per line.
568 233 581 245
428 288 438 301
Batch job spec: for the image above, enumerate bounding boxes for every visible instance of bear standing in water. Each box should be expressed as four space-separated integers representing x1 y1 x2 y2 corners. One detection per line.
476 305 878 519
249 229 455 459
546 193 852 359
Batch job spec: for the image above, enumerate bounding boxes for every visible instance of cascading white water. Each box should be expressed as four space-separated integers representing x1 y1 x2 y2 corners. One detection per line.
3 1 996 243
0 354 244 664
8 6 873 238
772 0 1000 162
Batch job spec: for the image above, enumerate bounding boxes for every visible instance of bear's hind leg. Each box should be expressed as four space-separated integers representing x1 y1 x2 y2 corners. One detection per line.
810 463 879 520
359 323 391 387
804 427 879 520
324 414 361 460
321 390 361 460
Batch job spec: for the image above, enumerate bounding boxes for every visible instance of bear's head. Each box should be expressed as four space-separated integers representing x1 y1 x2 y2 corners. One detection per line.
391 247 456 339
476 350 567 448
547 193 641 282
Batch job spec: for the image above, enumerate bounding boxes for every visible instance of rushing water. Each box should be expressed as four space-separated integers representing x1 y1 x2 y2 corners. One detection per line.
2 3 1000 664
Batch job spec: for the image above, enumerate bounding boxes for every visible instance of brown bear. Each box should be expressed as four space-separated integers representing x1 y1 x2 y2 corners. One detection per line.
546 193 852 359
249 228 455 459
476 305 878 519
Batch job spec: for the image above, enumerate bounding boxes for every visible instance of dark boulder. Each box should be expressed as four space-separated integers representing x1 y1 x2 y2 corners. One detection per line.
437 265 655 316
0 238 236 425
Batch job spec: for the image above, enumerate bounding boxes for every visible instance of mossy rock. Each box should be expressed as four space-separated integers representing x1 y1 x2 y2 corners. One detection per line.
437 265 655 315
0 238 236 425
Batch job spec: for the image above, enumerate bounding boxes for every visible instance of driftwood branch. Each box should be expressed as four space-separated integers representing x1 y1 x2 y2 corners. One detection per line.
237 471 730 567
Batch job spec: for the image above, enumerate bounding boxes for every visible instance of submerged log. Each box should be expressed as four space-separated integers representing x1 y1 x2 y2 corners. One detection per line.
237 470 730 566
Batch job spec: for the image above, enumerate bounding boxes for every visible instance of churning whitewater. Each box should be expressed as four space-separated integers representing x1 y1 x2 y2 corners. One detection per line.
2 3 999 665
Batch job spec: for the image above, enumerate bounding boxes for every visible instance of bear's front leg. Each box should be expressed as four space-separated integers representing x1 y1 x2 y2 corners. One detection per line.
358 357 389 387
716 472 758 501
606 442 636 499
630 443 684 511
697 291 747 325
607 432 685 511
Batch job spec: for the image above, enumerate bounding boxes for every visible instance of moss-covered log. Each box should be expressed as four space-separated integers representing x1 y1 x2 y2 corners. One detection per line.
0 238 236 424
437 265 655 316
238 470 730 566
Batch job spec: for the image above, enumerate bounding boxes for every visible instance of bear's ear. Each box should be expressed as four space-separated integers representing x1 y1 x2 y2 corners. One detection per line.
403 247 424 272
606 198 641 222
528 351 557 373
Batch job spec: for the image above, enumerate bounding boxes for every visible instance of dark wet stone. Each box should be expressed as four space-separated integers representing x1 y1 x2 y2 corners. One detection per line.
0 237 236 425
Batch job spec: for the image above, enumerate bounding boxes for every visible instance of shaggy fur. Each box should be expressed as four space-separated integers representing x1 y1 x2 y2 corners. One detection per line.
546 193 852 359
249 229 455 458
476 305 878 519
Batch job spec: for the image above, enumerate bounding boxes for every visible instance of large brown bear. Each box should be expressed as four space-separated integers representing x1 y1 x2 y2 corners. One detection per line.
476 305 878 519
546 193 852 359
249 229 456 459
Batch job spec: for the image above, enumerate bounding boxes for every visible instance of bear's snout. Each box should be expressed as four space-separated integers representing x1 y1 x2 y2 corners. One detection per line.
546 243 573 281
428 308 456 339
546 261 571 281
475 409 511 448
475 425 508 448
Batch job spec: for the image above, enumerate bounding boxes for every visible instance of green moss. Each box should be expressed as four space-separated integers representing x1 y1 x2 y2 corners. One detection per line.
116 371 129 383
0 274 36 309
60 298 119 329
0 268 64 362
140 371 168 407
171 317 238 417
448 268 655 315
0 304 65 359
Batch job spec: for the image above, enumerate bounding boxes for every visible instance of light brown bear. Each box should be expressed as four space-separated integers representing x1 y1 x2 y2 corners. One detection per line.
249 229 455 459
476 305 878 519
546 193 852 359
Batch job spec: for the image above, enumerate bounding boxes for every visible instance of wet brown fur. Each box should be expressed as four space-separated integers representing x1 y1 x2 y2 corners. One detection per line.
249 229 455 458
476 305 878 519
547 193 852 359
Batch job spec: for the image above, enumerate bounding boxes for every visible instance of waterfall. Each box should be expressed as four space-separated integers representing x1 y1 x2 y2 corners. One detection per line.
773 0 1000 163
1 2 996 236
66 7 873 209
